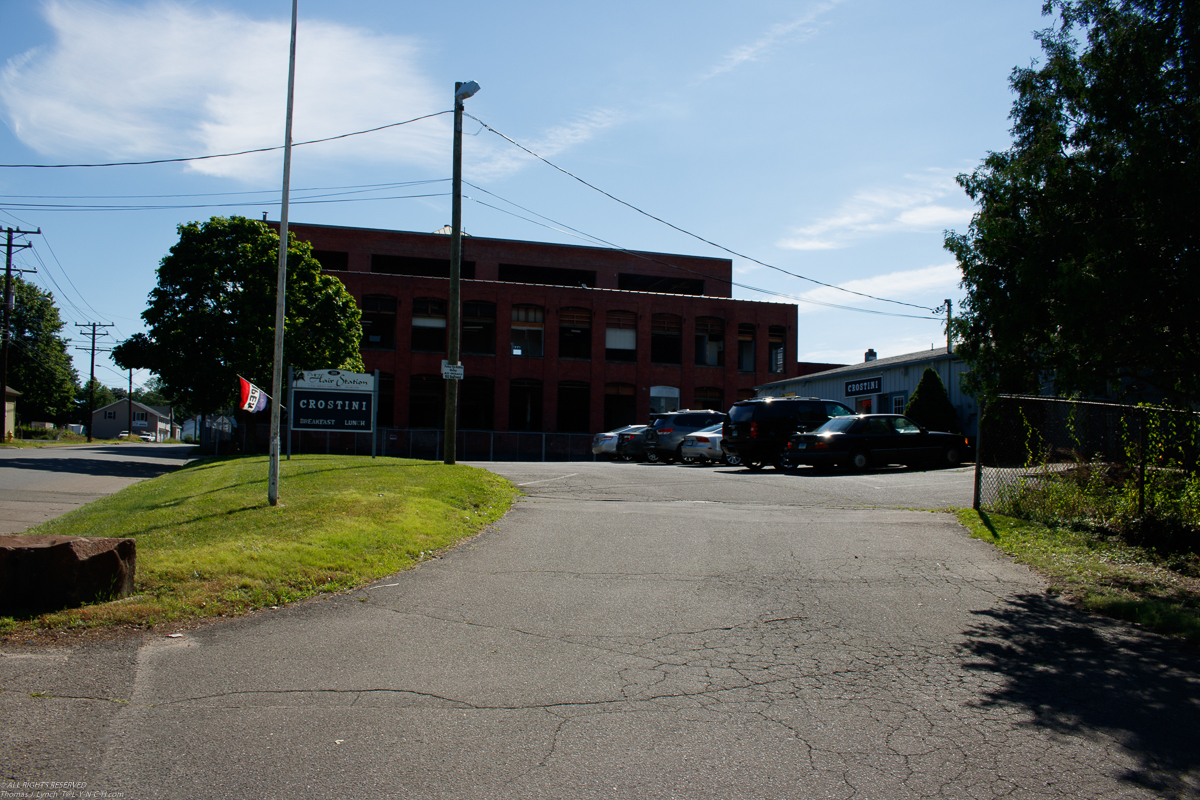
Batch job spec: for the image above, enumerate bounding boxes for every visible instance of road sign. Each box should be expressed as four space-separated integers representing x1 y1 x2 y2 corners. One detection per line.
441 360 464 380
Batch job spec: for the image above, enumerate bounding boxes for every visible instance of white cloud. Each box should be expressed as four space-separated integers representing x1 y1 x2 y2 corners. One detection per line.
699 0 848 81
1 1 616 184
777 171 975 250
794 262 962 316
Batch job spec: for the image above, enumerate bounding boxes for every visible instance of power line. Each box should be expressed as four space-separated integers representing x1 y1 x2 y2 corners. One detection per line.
0 111 453 169
467 114 941 315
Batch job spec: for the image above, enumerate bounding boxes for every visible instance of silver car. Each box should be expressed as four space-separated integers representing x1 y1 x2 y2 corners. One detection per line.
680 423 741 466
592 424 645 459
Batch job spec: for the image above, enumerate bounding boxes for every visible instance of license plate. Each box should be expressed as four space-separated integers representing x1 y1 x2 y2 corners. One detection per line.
797 442 807 450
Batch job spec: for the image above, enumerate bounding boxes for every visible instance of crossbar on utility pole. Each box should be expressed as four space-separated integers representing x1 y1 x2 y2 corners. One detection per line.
75 323 114 442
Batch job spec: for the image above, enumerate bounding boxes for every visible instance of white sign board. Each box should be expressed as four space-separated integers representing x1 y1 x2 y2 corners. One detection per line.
441 360 464 380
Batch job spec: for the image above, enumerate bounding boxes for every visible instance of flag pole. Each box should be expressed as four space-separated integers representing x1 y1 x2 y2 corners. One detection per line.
269 0 298 506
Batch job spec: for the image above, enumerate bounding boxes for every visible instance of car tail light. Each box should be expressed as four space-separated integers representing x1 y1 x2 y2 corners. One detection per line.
658 428 674 435
750 422 759 438
815 441 827 450
694 436 709 443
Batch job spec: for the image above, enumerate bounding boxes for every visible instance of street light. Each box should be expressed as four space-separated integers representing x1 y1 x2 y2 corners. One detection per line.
444 80 479 465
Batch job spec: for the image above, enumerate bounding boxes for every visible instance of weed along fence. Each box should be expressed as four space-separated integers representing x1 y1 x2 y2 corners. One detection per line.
284 428 597 462
974 395 1200 539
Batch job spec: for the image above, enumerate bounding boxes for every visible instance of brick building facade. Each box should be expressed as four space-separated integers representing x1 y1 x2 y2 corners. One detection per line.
284 222 803 434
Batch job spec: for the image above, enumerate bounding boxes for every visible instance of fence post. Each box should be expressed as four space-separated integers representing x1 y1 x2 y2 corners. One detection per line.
973 400 985 511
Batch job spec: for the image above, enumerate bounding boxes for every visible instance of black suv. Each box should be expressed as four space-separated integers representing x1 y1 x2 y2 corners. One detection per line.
721 397 855 469
641 409 729 463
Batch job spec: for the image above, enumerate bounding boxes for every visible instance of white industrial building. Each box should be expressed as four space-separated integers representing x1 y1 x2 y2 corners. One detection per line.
755 346 978 438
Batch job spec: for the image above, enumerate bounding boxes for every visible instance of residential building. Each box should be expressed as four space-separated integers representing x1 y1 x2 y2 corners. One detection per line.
90 400 178 441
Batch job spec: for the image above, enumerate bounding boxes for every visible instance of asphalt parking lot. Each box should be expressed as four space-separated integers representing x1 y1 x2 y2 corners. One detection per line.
3 459 1198 799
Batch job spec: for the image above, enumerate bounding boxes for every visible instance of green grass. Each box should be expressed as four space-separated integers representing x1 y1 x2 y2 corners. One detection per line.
1 455 518 635
958 508 1200 642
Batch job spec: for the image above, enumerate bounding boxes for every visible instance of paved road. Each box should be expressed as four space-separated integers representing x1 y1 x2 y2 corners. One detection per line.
2 460 1198 799
0 443 195 534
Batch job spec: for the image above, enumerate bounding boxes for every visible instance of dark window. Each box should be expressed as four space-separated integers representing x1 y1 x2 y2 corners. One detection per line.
737 388 756 402
604 383 637 430
462 301 496 355
412 297 446 352
377 372 395 427
312 250 349 271
511 305 544 357
693 387 724 411
372 254 475 278
499 263 596 287
509 379 543 431
360 294 396 350
408 375 444 428
605 310 637 362
460 377 494 430
738 324 755 372
695 317 724 366
558 307 592 360
617 273 705 295
768 325 786 374
556 381 590 433
651 314 683 364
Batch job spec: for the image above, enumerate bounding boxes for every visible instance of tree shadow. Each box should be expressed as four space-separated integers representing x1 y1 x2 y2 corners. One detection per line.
961 592 1200 798
0 455 184 480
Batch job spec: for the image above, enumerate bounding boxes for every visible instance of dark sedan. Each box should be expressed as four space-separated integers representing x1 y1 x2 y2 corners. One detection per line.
780 414 968 471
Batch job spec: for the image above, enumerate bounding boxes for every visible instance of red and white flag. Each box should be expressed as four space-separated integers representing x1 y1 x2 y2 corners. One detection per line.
238 377 269 413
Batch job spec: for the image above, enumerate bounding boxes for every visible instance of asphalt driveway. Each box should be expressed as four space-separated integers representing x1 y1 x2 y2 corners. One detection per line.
2 460 1197 799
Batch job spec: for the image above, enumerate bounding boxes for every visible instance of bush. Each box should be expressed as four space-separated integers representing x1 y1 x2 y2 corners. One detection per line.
904 367 960 433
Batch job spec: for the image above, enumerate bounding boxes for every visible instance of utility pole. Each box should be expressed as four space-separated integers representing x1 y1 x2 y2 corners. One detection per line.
75 323 113 442
1 227 41 440
444 80 480 466
945 299 953 354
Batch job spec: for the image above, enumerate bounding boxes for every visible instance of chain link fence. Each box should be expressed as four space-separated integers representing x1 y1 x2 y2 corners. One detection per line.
974 395 1200 541
256 426 597 462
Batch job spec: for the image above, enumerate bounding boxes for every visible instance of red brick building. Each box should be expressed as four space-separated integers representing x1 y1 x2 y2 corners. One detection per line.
285 222 802 434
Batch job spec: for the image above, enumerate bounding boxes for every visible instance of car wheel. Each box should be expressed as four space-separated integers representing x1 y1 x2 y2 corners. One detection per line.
618 452 635 462
676 445 698 464
943 446 962 466
723 453 742 467
747 461 764 471
849 450 870 472
645 450 661 463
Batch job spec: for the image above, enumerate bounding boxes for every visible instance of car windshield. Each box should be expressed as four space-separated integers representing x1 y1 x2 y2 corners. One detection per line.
816 417 859 433
729 401 792 422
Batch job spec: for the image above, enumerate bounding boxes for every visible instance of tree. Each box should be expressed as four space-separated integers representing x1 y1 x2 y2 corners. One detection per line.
4 276 77 423
904 368 961 433
113 217 363 416
944 0 1200 402
74 378 117 426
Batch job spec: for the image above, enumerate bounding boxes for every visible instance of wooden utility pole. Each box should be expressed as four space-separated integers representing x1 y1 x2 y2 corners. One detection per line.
1 227 41 439
75 323 113 442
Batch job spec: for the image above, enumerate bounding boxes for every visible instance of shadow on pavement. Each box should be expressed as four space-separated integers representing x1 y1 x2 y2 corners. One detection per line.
961 592 1200 799
0 456 183 481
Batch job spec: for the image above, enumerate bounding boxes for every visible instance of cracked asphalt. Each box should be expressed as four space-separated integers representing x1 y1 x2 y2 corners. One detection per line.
3 460 1199 799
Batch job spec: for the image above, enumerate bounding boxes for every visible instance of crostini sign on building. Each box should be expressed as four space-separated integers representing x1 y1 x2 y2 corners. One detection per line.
844 376 882 397
290 369 376 433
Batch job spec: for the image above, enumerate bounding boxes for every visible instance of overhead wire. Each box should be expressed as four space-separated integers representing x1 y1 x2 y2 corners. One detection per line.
467 114 942 316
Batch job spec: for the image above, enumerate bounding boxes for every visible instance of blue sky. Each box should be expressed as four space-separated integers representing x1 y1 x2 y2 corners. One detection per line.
1 0 1052 395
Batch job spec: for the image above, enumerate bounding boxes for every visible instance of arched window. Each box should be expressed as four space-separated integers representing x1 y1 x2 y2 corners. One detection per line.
408 374 444 428
693 387 724 411
511 305 544 357
651 313 682 364
361 295 396 350
509 379 543 431
463 301 496 355
768 325 786 373
604 382 637 430
737 323 756 372
556 380 590 432
412 298 447 352
605 310 637 362
559 307 592 360
695 317 724 367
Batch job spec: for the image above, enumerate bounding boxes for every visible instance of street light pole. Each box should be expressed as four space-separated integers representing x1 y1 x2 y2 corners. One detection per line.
444 80 479 466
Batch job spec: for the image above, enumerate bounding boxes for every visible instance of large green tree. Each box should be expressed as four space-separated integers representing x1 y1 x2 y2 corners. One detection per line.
113 216 363 415
945 0 1199 402
4 275 77 422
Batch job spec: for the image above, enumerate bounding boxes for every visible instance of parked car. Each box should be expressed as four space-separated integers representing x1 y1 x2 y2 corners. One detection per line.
680 423 741 466
780 414 968 471
138 432 154 442
642 410 729 463
615 425 651 461
721 397 855 470
592 424 646 459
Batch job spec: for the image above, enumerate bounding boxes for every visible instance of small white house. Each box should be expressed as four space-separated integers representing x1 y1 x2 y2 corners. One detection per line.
91 400 179 441
755 345 978 438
